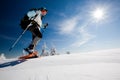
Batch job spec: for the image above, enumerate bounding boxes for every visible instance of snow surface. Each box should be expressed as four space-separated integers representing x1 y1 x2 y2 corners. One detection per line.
0 49 120 80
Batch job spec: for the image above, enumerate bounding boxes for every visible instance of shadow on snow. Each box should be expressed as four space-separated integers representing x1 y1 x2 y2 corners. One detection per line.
0 59 27 68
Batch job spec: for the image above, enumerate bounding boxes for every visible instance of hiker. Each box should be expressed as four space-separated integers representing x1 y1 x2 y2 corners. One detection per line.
20 7 48 58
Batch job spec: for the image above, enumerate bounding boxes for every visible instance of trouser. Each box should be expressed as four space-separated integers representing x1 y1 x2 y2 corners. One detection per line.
27 25 42 51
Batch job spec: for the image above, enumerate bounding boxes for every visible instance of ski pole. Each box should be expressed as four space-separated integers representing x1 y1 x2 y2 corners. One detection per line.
9 23 32 51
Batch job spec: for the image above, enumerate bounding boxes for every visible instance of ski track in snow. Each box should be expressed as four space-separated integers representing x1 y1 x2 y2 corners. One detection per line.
0 49 120 80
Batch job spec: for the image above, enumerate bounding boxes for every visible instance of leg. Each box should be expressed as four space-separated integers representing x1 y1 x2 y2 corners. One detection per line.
27 34 36 50
27 27 42 53
31 27 42 49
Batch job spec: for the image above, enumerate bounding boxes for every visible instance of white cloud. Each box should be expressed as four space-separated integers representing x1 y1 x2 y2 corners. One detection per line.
58 16 80 34
71 24 95 48
57 14 95 48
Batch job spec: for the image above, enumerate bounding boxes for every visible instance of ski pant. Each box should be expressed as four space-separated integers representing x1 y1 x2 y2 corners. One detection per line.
27 24 42 51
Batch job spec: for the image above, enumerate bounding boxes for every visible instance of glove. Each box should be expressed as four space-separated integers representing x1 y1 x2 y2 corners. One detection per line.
43 23 48 29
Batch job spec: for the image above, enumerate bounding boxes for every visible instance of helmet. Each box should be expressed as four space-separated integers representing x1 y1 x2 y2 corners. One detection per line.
39 7 48 12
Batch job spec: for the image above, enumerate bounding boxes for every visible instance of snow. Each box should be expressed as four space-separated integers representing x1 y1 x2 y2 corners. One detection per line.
0 53 6 60
0 49 120 80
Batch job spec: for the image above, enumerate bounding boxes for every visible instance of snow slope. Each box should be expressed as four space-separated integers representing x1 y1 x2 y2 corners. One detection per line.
0 48 120 80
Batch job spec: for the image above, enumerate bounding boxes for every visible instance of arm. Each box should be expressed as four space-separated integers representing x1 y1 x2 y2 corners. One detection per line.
41 23 48 29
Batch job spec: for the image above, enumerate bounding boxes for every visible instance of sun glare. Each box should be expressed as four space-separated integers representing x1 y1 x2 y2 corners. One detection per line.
92 8 105 21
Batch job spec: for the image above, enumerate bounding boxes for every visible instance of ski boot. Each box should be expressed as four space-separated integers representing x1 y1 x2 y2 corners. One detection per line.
19 49 39 59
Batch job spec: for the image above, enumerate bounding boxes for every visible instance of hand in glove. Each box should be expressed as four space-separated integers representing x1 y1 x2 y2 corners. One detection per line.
43 23 48 29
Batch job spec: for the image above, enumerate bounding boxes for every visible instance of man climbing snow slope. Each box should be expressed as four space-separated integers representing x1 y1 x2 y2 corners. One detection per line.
19 7 48 59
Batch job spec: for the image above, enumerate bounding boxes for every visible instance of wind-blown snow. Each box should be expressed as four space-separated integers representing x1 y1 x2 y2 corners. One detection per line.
0 53 6 60
0 48 120 80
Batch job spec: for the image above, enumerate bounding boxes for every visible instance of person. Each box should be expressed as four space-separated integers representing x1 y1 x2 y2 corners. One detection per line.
20 7 48 58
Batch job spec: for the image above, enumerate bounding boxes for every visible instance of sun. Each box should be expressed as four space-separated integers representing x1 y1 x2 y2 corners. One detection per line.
93 9 104 19
92 8 105 21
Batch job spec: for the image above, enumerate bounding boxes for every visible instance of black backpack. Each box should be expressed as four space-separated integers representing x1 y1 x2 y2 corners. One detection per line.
20 14 32 30
20 8 38 30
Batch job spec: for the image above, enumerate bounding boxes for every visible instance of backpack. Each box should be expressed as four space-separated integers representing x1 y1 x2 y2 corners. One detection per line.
20 8 38 30
20 8 44 30
20 14 32 30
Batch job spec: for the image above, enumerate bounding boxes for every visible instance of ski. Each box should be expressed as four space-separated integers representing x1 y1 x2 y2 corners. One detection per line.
19 51 39 59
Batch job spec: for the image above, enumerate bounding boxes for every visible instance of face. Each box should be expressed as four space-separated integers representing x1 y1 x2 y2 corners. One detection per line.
41 10 47 16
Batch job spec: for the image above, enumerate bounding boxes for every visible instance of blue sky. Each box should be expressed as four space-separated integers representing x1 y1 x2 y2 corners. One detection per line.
0 0 120 58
